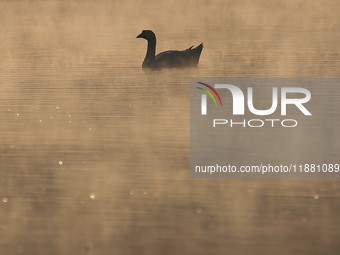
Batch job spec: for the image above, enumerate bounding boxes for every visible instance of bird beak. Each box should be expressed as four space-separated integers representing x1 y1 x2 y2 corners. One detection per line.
136 33 143 38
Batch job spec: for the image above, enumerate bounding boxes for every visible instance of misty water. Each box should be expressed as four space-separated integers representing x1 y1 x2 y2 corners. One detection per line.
0 1 339 254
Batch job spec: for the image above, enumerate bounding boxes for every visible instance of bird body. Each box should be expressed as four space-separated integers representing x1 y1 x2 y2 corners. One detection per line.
137 30 203 69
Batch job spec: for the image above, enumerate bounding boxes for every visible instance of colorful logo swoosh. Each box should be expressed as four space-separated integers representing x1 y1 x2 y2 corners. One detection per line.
196 82 223 106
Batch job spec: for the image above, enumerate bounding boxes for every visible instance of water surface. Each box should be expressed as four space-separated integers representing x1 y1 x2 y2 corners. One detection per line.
0 1 339 254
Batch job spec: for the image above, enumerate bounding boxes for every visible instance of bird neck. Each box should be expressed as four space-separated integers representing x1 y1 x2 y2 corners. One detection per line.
146 37 156 59
143 37 156 67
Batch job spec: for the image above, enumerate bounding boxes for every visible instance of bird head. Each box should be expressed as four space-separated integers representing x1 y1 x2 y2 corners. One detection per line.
136 30 156 41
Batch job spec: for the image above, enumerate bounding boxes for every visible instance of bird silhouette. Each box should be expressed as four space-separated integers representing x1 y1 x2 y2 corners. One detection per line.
137 30 203 69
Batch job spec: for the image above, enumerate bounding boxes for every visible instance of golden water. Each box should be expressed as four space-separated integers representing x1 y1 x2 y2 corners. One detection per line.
0 1 339 254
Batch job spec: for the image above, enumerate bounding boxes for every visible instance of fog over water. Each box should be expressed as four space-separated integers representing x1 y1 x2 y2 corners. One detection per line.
0 1 339 254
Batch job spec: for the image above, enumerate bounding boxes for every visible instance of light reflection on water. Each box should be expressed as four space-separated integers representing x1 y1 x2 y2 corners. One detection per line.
0 1 339 254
